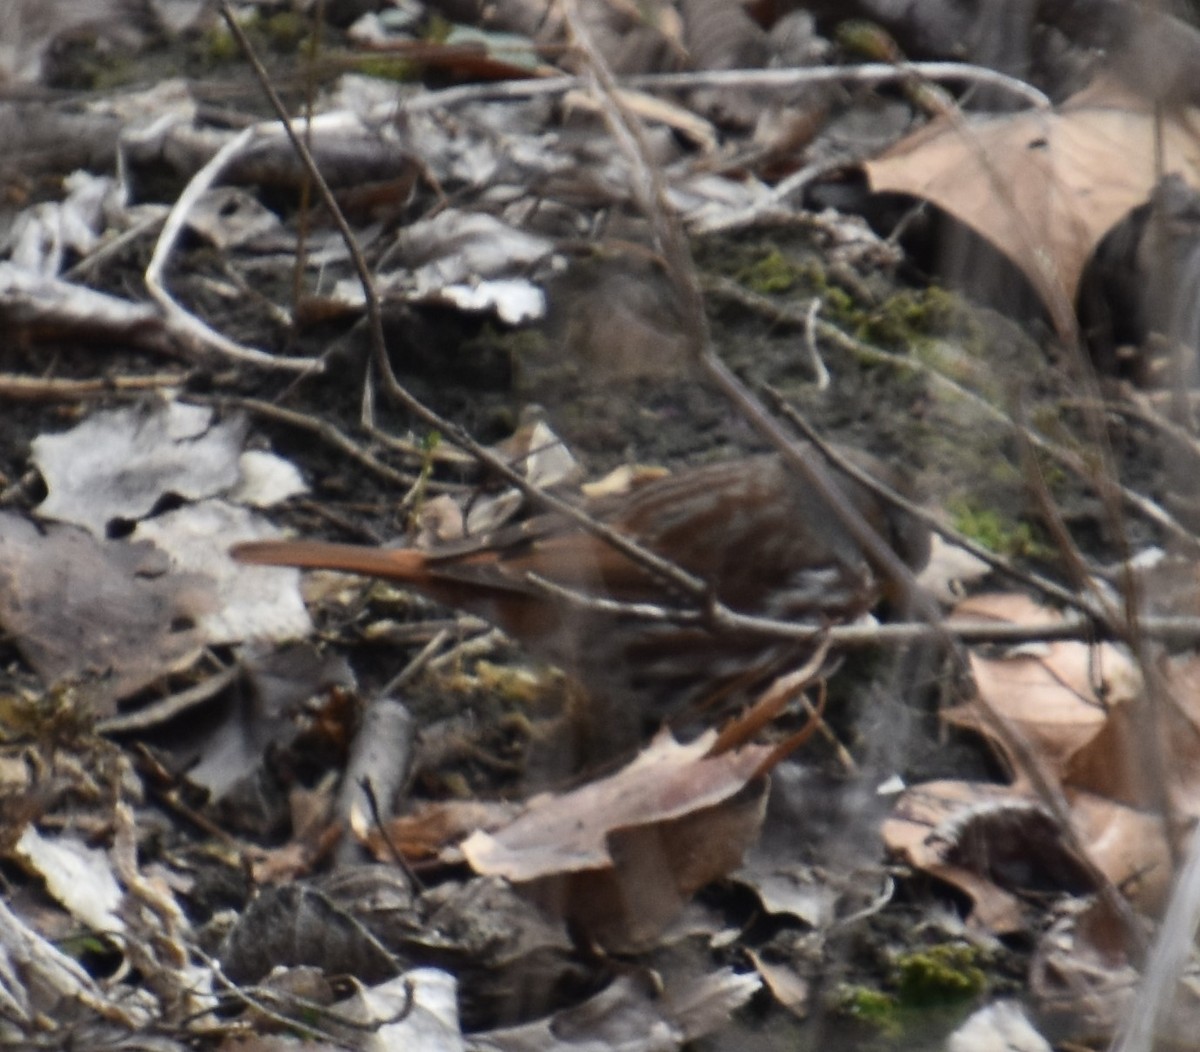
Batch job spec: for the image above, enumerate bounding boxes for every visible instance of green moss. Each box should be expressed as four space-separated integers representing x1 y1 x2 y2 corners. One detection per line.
727 249 863 326
406 431 441 518
705 234 992 374
856 286 972 350
260 11 312 51
0 683 93 741
353 55 423 82
197 11 312 65
911 338 980 386
736 248 809 294
831 945 988 1046
947 498 1014 551
197 24 240 63
985 457 1024 487
1037 458 1070 490
837 20 898 62
425 13 454 44
57 933 112 959
1031 402 1091 444
85 54 140 91
475 661 554 704
810 275 855 317
894 944 988 1007
948 497 1049 559
835 984 902 1038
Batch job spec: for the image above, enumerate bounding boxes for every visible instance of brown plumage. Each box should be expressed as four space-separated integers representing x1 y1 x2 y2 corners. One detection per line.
233 450 930 741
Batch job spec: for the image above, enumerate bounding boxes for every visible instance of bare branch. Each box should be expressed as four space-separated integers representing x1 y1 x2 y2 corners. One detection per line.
399 63 1051 114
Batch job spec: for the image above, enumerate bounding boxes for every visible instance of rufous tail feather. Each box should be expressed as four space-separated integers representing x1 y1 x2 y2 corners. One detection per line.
231 540 431 583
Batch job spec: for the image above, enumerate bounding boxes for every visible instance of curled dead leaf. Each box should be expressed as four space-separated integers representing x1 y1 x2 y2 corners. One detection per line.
864 77 1200 335
461 729 773 949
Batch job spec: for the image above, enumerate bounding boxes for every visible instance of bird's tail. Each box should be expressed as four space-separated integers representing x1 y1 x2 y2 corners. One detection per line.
231 540 431 583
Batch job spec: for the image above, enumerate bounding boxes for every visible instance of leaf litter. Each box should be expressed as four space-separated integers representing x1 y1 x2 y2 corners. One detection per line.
6 2 1200 1050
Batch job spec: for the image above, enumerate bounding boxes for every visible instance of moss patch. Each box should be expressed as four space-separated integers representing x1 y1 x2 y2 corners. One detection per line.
894 944 988 1008
835 984 903 1039
949 497 1050 559
830 943 989 1048
855 286 982 353
735 248 813 295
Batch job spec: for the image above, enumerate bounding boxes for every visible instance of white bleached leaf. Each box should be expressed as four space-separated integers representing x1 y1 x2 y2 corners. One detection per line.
15 826 123 935
438 279 546 323
133 500 313 645
33 401 245 536
230 451 308 508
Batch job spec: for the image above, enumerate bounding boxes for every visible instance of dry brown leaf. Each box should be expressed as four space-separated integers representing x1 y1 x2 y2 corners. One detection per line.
1065 789 1171 914
889 593 1183 930
461 728 770 880
946 593 1141 788
1153 655 1200 818
955 592 1187 816
863 76 1200 332
882 779 1032 933
367 799 521 863
885 777 1169 925
1062 652 1200 820
746 949 810 1019
1032 891 1200 1046
461 728 772 949
0 513 212 713
952 592 1069 626
949 646 1132 784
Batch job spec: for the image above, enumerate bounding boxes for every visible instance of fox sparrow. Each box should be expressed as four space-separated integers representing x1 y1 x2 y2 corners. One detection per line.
233 448 930 741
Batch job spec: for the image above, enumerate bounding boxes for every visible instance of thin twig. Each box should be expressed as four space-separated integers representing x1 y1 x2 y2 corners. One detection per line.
359 776 425 892
564 0 945 641
770 393 1097 616
97 662 240 735
802 299 831 390
217 4 381 375
398 63 1051 114
520 569 1200 646
65 208 166 282
1098 391 1200 463
709 643 829 756
190 944 411 1038
0 371 188 401
220 0 718 607
426 627 510 672
380 627 452 696
363 422 478 468
808 312 1200 554
144 120 319 374
198 393 420 489
693 158 846 235
801 684 858 774
559 0 1152 960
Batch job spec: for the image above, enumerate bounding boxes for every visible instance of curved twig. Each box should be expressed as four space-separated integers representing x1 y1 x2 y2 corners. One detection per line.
399 63 1051 114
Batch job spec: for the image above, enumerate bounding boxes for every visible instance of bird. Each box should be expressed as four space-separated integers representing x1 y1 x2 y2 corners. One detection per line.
232 448 930 750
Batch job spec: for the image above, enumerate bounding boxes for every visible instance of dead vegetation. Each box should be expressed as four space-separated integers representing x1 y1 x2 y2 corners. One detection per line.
3 1 1200 1049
